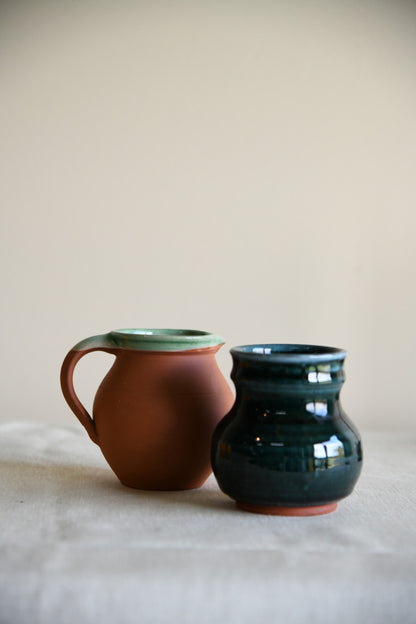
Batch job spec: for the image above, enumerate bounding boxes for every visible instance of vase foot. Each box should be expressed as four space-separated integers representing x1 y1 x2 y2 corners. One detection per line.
236 501 337 516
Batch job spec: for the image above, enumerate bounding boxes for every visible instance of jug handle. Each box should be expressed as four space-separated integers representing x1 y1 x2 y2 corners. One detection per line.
60 334 117 445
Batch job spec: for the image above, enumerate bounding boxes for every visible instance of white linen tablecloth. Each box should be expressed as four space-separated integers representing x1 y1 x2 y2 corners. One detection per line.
1 421 415 624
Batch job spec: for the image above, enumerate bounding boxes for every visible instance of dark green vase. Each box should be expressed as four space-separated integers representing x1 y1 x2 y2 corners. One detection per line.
211 344 362 515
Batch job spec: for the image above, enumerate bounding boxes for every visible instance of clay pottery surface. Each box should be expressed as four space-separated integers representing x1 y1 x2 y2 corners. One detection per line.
211 344 363 515
61 329 234 490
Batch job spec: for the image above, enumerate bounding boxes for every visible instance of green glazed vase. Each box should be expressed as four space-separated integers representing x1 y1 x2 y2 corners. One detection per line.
211 344 363 515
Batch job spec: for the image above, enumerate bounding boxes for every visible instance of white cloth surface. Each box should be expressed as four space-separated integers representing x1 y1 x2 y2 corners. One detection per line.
0 421 415 624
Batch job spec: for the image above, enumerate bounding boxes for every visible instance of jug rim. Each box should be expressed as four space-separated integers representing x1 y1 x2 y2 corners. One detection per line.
109 328 225 351
230 344 347 364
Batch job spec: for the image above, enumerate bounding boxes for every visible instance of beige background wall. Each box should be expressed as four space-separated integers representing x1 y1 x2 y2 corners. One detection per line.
1 1 415 430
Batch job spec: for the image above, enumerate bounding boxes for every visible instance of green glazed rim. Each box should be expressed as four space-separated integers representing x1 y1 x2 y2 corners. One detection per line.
110 328 224 351
73 329 225 352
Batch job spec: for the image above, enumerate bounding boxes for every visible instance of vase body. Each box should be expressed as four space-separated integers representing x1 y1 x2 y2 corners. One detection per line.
61 329 234 490
211 344 362 515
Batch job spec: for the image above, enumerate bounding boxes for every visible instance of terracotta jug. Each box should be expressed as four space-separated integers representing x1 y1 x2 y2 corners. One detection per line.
60 329 234 490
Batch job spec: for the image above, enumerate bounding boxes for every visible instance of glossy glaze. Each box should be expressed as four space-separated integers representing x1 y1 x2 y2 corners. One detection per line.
211 344 362 515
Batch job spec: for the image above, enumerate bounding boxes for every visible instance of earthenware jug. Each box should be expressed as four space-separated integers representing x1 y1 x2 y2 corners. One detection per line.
61 329 233 490
211 344 362 515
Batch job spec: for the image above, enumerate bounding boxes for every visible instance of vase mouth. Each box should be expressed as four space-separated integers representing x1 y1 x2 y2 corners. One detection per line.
109 328 225 351
230 344 347 364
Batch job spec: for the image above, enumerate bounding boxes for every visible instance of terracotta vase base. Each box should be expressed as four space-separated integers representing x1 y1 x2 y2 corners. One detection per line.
236 501 338 516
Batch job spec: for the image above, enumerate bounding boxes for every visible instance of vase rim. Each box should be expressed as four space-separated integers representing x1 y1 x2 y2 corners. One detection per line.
109 328 225 351
230 344 347 364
